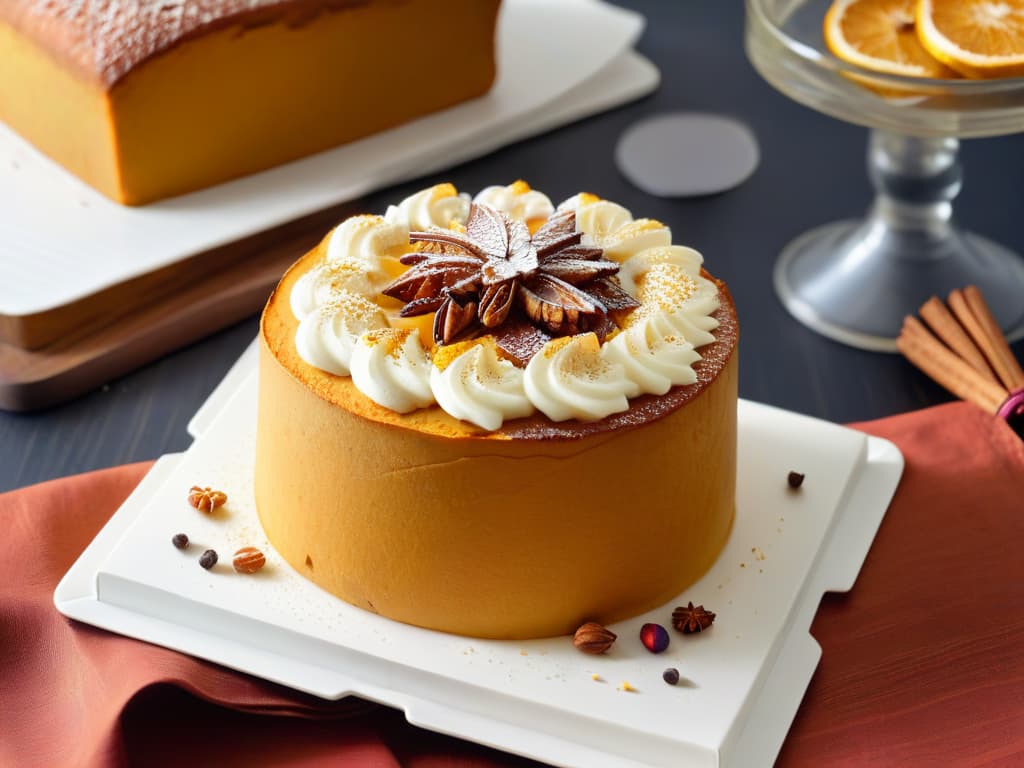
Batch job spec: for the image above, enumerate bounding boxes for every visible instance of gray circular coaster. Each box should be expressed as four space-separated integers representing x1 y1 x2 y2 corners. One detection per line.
615 112 760 197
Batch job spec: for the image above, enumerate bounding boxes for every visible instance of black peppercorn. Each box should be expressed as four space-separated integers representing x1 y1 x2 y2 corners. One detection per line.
171 533 189 550
199 549 218 570
662 668 680 686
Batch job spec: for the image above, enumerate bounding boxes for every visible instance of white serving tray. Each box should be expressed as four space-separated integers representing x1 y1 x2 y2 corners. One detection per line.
56 348 903 768
1 0 655 317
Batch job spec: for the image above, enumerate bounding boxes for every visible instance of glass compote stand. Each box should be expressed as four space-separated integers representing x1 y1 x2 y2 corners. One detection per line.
746 0 1024 351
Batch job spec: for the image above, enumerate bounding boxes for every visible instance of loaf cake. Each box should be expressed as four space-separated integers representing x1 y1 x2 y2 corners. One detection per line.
0 0 501 205
256 182 738 639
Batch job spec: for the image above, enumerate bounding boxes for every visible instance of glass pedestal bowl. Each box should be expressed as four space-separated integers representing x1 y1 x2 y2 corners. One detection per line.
746 0 1024 351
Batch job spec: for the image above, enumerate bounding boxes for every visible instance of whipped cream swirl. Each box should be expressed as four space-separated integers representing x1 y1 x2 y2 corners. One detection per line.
349 329 434 413
430 341 534 430
473 182 554 225
602 325 700 397
326 214 408 269
524 335 634 422
294 291 388 376
384 183 469 230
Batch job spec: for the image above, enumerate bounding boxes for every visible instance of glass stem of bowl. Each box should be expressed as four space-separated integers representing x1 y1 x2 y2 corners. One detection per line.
866 130 961 252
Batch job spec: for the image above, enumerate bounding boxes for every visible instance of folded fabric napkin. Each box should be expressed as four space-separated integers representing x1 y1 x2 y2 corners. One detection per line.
1 402 1021 767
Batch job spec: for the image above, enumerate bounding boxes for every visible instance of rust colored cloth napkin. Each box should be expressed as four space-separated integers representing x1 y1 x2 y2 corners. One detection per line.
1 402 1022 767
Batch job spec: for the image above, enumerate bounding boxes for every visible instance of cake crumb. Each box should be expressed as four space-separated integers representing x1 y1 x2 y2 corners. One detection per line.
740 562 746 568
520 650 528 656
591 674 604 682
618 681 637 693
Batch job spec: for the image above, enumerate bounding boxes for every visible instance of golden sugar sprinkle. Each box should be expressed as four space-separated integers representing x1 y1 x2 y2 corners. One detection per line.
625 271 700 328
348 214 385 230
320 292 381 324
361 328 412 358
317 262 368 292
542 336 576 359
432 337 495 372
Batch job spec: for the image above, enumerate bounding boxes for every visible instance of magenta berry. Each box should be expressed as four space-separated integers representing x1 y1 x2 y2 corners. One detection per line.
640 622 670 654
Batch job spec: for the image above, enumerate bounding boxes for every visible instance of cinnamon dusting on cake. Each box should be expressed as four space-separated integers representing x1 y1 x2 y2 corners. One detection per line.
632 267 698 315
317 262 371 293
344 214 386 234
551 334 608 381
7 0 368 86
542 336 575 359
432 337 493 372
321 292 381 325
362 327 412 358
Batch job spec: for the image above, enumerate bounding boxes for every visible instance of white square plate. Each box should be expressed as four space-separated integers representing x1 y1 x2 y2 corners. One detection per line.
56 348 902 767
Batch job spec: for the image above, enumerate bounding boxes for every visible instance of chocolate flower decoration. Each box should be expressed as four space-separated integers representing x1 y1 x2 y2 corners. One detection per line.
382 203 638 349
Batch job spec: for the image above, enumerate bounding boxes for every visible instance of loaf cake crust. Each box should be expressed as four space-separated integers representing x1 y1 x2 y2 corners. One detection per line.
2 0 371 86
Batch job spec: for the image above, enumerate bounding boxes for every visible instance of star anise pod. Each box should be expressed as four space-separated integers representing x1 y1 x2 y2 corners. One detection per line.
671 602 716 634
381 203 638 346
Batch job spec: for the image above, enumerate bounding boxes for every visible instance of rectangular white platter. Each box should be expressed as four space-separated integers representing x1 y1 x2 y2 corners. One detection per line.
0 0 656 317
56 348 903 768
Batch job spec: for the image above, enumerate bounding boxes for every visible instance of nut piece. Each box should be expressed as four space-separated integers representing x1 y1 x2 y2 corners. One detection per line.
199 549 218 570
573 622 617 655
188 486 227 513
232 546 266 574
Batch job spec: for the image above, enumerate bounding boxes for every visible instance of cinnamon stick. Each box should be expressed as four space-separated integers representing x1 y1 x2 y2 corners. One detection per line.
897 316 1008 414
961 286 1024 391
919 296 997 383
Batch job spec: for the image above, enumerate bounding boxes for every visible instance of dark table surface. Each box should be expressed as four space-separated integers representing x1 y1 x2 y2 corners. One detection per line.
2 0 1022 494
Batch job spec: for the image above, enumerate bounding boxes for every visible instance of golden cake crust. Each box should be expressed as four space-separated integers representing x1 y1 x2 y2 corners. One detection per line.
2 0 370 86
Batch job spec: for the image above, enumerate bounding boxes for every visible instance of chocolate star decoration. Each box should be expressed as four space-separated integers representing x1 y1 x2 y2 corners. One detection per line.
381 204 638 350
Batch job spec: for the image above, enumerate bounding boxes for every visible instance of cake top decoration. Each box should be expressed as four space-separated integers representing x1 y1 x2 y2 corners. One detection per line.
288 181 725 430
381 203 638 346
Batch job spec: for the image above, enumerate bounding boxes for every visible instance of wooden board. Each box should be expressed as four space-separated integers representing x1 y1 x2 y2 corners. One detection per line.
0 203 356 411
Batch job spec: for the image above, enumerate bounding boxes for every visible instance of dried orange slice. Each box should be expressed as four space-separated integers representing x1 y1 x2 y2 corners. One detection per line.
824 0 958 78
916 0 1024 78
